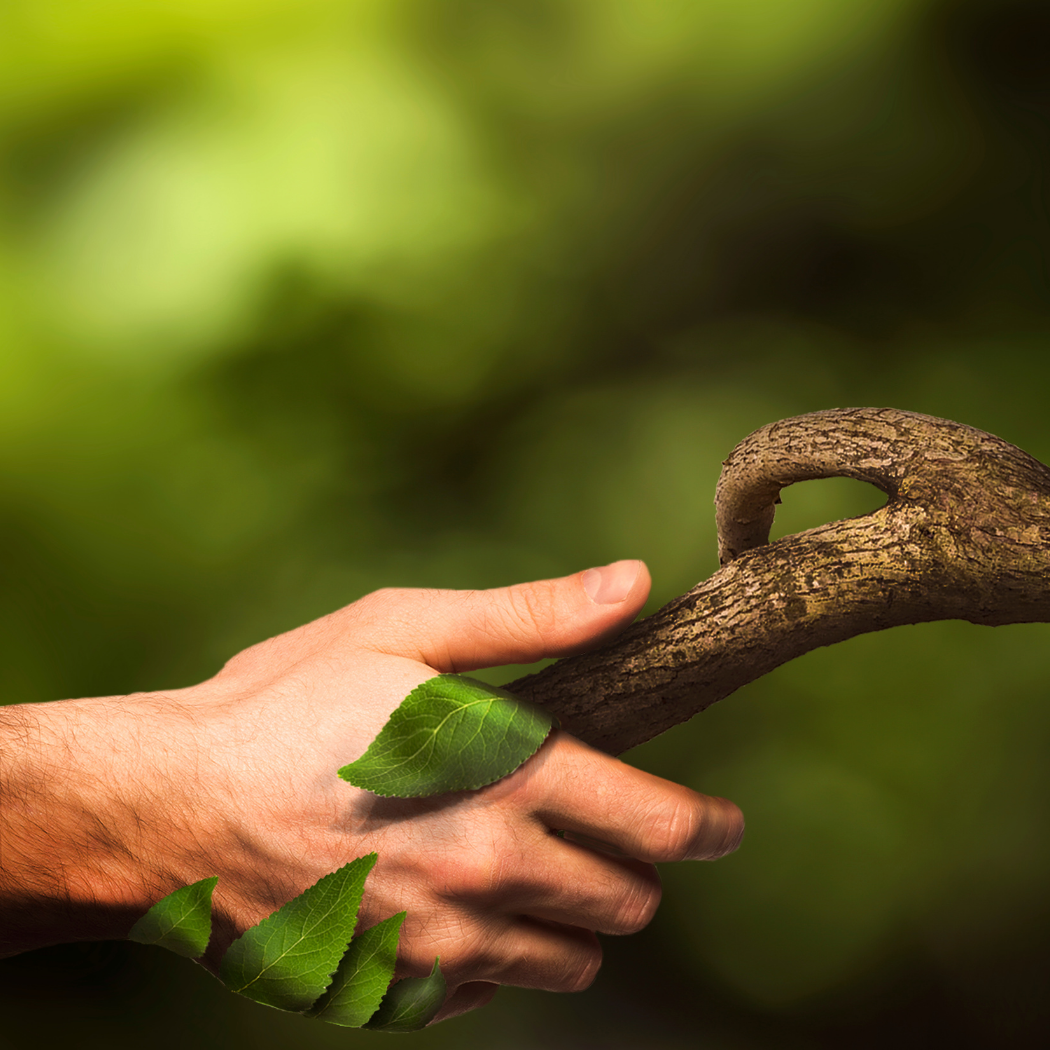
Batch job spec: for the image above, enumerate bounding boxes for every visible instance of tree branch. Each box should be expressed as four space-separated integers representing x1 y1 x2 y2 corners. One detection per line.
507 408 1050 755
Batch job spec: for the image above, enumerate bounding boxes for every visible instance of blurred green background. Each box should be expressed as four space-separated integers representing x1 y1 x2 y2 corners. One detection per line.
2 0 1049 1046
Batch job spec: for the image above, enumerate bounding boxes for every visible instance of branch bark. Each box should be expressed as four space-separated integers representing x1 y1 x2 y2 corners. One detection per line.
507 408 1050 755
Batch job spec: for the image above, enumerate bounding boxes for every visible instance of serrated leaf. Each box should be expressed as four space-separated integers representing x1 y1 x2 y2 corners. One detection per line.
338 674 553 797
363 957 445 1033
305 912 405 1027
219 853 376 1011
128 876 218 959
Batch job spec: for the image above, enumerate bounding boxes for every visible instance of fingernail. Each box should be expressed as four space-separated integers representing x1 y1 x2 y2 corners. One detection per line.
690 798 746 861
582 560 641 605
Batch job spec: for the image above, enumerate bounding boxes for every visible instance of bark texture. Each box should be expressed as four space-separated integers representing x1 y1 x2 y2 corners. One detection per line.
507 408 1050 755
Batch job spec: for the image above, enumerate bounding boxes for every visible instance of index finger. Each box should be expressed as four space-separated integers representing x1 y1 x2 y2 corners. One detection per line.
523 732 744 862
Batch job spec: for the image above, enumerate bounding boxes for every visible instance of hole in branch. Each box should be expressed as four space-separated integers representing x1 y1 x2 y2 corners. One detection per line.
769 477 887 542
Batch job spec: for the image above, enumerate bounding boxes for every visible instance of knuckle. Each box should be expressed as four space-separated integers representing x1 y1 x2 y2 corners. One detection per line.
500 582 559 644
561 940 602 993
349 587 410 630
433 833 532 905
647 796 703 862
609 877 661 934
354 586 401 610
458 854 494 899
347 587 456 657
439 938 500 982
431 848 498 903
398 913 498 982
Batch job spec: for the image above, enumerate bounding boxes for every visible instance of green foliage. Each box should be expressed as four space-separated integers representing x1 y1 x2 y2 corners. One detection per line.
364 958 447 1034
127 678 544 1030
339 674 553 797
219 854 376 1012
127 876 218 959
305 913 406 1027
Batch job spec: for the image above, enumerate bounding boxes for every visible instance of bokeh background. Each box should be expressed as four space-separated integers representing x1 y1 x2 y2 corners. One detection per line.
2 0 1049 1046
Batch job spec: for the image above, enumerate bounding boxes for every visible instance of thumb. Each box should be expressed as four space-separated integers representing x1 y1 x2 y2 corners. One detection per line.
357 560 651 672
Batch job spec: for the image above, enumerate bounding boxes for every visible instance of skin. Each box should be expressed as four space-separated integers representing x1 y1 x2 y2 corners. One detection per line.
0 559 744 1023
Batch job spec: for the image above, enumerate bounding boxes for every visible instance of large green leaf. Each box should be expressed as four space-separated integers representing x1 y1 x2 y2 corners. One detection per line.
338 674 553 797
305 912 405 1027
218 853 376 1011
363 957 446 1033
127 876 218 959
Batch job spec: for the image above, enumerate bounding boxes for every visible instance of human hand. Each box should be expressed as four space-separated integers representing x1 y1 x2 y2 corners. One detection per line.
0 560 743 1023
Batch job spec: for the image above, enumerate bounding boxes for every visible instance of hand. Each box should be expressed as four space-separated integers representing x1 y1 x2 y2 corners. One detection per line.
0 560 743 1023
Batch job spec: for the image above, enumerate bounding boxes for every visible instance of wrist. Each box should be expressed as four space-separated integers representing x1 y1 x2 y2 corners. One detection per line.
0 696 163 956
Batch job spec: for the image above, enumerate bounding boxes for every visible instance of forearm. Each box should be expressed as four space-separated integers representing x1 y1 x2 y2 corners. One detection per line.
0 698 154 957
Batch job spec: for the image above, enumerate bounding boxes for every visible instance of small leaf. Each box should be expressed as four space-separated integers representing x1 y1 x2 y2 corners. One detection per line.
339 674 553 797
305 912 405 1027
219 853 376 1012
363 957 445 1033
128 876 218 959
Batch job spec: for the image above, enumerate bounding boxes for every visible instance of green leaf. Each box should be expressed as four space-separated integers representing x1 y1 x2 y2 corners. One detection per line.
363 957 446 1033
219 853 376 1011
128 875 218 959
338 674 553 797
305 912 405 1027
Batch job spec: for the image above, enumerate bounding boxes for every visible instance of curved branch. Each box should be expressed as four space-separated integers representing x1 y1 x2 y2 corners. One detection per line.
508 408 1050 755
